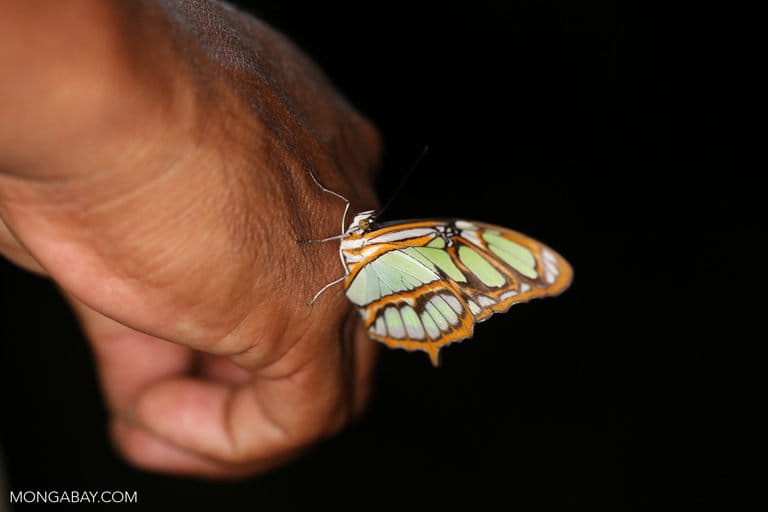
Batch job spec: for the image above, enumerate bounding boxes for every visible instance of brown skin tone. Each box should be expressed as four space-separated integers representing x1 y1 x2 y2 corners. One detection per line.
0 0 380 477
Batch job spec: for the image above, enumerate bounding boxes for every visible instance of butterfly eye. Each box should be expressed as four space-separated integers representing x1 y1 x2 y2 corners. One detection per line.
358 218 371 231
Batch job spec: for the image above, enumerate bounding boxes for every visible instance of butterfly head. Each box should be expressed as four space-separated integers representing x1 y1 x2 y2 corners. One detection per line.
347 210 377 234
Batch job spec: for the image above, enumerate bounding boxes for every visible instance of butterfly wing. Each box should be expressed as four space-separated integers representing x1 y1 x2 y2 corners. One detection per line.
342 220 572 365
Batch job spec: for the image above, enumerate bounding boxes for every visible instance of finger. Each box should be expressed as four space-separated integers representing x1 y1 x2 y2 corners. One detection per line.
0 213 46 274
111 418 294 479
199 354 252 385
67 295 194 417
134 329 348 464
70 295 303 477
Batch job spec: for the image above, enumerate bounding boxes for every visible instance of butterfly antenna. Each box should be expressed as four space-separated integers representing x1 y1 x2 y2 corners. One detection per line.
376 146 429 221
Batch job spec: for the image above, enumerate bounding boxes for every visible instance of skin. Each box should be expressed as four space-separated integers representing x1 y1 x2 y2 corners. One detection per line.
0 0 381 477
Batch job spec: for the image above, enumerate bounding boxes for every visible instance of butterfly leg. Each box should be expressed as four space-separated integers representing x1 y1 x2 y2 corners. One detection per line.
305 167 352 274
309 274 346 305
297 234 346 244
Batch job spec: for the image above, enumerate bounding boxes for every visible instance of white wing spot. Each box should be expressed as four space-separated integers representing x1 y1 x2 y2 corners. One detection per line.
374 316 387 336
401 305 426 339
368 228 436 244
425 302 449 332
520 283 531 293
384 307 405 338
340 238 366 250
421 312 441 339
344 253 364 263
430 296 459 326
443 294 463 314
500 290 518 300
468 300 481 316
543 259 559 283
461 230 483 247
455 221 478 230
477 295 496 308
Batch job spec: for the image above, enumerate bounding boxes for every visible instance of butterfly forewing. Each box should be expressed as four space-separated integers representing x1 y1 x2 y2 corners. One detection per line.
341 220 572 365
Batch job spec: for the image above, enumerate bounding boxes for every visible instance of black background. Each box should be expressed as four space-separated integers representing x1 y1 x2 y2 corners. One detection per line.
0 1 762 510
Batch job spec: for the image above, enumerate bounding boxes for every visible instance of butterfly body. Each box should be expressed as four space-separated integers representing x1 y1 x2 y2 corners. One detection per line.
338 211 572 365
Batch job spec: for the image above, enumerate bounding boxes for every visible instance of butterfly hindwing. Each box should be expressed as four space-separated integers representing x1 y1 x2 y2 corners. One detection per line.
342 219 572 365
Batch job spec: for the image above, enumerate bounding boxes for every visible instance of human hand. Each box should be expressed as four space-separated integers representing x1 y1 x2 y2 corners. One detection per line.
0 0 380 477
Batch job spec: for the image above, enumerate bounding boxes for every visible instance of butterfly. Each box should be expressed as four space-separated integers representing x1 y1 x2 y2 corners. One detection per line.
305 172 573 366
